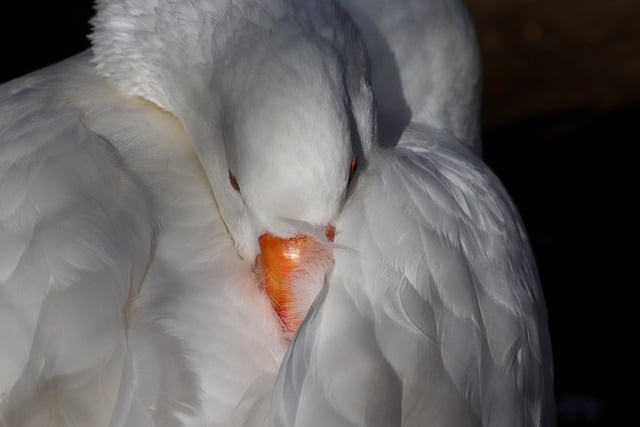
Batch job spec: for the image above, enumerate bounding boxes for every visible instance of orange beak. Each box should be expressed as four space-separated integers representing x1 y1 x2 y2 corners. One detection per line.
256 225 335 340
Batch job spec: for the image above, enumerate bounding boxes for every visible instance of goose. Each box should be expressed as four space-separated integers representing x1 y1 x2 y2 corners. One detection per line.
0 0 555 425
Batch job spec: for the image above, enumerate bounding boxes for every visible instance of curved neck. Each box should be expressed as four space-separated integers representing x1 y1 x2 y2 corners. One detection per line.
338 0 482 151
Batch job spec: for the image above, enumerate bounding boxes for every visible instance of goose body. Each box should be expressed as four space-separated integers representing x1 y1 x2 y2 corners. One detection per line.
0 1 554 426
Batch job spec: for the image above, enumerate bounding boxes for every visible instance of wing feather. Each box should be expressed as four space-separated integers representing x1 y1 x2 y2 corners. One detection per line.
1 54 291 426
0 57 155 426
272 125 554 426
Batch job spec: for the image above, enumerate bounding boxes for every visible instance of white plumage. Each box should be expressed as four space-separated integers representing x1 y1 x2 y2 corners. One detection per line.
0 0 554 426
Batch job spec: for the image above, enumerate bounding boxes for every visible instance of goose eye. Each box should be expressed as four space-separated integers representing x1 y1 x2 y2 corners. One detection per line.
348 154 358 185
229 170 240 192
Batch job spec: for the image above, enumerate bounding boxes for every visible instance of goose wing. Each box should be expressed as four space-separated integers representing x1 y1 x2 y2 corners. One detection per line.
272 125 554 426
0 57 171 426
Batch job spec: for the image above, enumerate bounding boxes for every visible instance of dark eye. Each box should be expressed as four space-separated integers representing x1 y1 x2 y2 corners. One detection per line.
229 170 240 192
348 154 358 185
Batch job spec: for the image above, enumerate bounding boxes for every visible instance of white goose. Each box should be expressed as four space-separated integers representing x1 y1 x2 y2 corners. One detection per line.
0 0 555 426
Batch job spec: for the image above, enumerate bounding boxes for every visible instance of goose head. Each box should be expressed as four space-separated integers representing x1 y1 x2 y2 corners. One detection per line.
91 0 375 336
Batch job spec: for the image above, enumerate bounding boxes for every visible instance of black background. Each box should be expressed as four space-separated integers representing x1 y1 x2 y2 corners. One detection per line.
1 1 634 425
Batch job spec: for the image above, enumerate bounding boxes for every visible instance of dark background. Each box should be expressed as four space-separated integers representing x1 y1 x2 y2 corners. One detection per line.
2 1 635 425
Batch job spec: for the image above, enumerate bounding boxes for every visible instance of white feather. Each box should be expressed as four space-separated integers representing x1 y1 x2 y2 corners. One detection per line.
337 0 482 151
1 0 553 426
1 53 285 426
272 130 554 426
